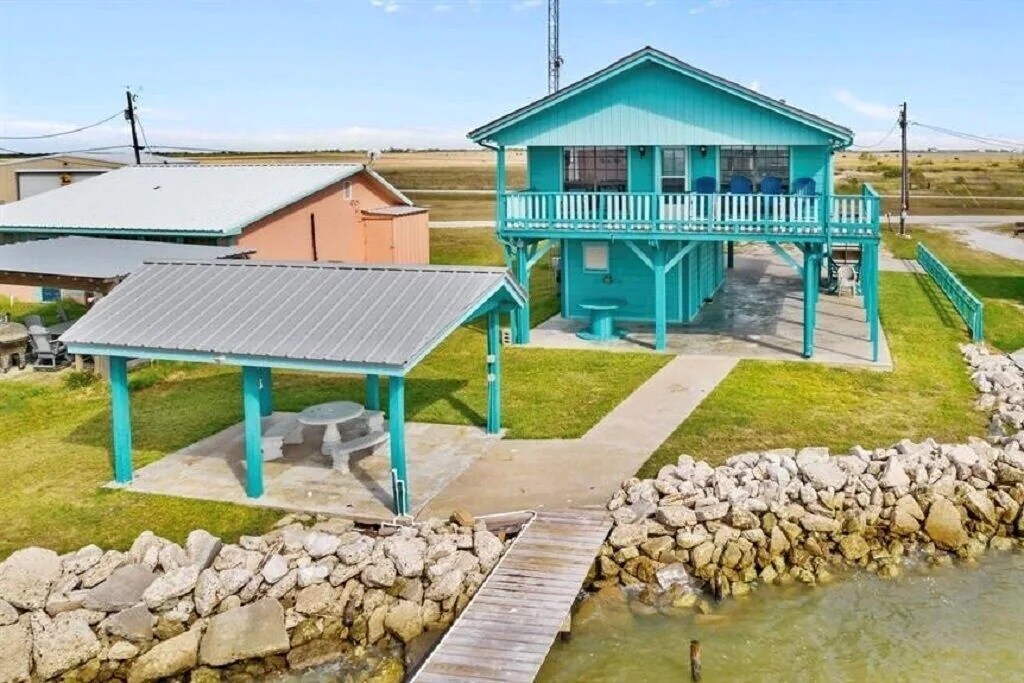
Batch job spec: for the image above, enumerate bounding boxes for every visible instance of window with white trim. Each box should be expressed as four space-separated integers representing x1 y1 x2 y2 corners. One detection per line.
582 242 609 272
719 146 790 191
660 147 688 193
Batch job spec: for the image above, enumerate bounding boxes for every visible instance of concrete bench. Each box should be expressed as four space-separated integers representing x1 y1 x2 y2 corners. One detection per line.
329 429 390 470
261 417 304 462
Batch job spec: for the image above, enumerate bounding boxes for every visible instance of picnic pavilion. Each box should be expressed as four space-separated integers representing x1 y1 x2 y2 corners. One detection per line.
61 259 526 516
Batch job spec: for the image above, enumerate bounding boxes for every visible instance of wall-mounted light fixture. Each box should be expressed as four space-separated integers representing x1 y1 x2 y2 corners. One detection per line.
699 145 708 158
638 146 647 157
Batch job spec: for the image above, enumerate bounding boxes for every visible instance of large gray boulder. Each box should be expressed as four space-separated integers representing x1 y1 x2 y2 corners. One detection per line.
0 599 17 627
100 604 156 642
31 612 101 680
127 625 201 683
143 565 200 609
185 530 222 570
0 547 62 610
82 565 157 612
198 598 289 666
0 622 32 683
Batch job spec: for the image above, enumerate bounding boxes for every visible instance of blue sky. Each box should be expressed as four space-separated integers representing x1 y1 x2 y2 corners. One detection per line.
1 0 1021 152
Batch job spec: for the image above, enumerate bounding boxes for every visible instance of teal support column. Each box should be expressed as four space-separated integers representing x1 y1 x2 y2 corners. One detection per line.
653 246 668 351
241 366 264 498
108 355 133 484
727 241 734 268
866 242 880 362
802 245 819 358
365 374 381 411
388 375 410 515
513 244 530 344
258 367 273 418
495 145 507 230
486 311 502 434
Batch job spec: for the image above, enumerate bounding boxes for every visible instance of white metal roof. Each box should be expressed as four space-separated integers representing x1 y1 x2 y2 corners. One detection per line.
0 150 189 167
0 164 369 236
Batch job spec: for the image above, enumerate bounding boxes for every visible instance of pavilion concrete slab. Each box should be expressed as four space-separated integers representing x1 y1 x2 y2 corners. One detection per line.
113 414 502 522
529 253 893 370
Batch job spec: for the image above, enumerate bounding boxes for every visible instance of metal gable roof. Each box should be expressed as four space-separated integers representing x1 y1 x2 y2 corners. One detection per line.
0 164 365 235
468 46 854 145
62 260 526 372
0 236 251 281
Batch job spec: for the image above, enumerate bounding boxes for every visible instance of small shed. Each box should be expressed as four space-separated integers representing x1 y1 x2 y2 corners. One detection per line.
61 260 526 515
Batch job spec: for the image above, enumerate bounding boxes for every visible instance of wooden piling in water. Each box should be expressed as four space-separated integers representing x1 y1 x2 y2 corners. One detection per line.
690 639 702 681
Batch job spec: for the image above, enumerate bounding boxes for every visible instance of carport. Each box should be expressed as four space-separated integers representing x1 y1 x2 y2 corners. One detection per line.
60 259 526 516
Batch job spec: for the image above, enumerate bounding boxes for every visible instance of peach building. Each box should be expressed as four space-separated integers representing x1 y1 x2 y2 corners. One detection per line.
0 164 428 301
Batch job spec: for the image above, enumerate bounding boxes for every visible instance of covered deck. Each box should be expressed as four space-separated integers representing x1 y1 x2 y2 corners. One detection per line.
529 247 890 368
62 259 525 516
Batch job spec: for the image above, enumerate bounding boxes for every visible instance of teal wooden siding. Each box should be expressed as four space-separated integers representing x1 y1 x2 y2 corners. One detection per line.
563 239 726 324
564 241 682 322
491 62 833 147
790 146 829 191
627 146 655 192
689 145 719 185
527 146 562 191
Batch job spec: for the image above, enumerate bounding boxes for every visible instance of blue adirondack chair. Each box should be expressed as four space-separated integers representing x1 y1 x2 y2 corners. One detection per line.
729 176 753 194
693 176 716 194
759 176 783 194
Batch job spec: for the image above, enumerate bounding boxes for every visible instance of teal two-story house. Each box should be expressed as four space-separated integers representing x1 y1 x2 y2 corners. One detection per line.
468 47 881 361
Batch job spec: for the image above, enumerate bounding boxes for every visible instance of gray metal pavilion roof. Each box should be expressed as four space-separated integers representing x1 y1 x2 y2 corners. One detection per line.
0 236 251 286
62 260 526 373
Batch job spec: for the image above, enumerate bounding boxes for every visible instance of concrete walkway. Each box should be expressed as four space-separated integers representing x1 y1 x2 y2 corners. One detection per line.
421 355 737 516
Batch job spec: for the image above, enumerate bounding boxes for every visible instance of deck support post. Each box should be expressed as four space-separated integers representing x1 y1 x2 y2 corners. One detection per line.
727 241 734 269
388 375 410 516
653 245 667 351
109 355 133 484
365 374 381 411
241 366 264 498
513 243 530 344
864 241 880 362
486 311 502 434
258 367 273 417
802 244 820 358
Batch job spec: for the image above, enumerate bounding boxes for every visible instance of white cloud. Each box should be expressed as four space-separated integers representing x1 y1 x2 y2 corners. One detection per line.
512 0 543 10
370 0 401 13
690 0 730 15
432 2 453 10
748 80 761 92
833 89 894 121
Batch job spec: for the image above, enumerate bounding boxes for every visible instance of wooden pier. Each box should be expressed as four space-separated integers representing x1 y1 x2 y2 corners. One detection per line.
411 508 612 682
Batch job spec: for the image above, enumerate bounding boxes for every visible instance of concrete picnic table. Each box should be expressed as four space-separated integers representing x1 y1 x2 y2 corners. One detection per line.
297 401 366 455
577 297 628 342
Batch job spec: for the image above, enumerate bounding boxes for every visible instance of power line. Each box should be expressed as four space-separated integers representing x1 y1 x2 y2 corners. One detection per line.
0 111 123 140
850 121 899 150
910 121 1024 150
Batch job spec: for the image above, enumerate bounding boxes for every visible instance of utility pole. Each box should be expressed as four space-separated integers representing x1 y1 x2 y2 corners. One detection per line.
548 0 562 93
124 88 142 165
899 101 908 236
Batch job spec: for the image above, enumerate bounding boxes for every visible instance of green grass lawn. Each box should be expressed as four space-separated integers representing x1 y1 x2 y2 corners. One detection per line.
0 228 663 557
639 270 987 476
882 226 1024 352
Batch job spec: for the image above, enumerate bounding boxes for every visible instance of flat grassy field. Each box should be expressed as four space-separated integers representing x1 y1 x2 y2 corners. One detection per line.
0 228 663 557
836 150 1024 215
639 270 987 475
882 226 1024 352
192 149 1024 219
